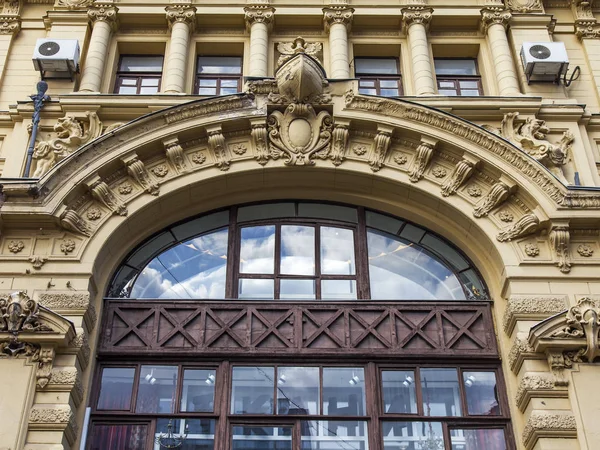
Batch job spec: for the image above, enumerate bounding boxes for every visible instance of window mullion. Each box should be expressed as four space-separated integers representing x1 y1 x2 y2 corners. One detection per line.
315 225 322 299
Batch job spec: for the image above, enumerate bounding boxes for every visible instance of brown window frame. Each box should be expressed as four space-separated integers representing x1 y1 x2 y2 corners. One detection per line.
113 54 163 95
355 57 403 97
434 58 484 97
87 362 515 450
195 55 243 96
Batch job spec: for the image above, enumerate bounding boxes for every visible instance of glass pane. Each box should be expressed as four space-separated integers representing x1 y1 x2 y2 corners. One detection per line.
359 80 376 87
439 81 455 88
367 230 466 300
358 88 377 95
121 78 137 86
439 89 458 96
232 425 292 450
127 231 176 269
139 86 159 94
97 367 135 410
118 86 138 94
298 203 358 223
321 227 356 275
199 79 217 87
120 55 164 72
434 59 477 75
355 58 399 75
231 366 275 414
451 428 507 450
238 203 296 222
130 228 228 299
380 79 399 88
321 280 357 300
240 226 275 274
463 372 500 415
460 90 481 97
171 211 229 242
221 79 239 87
276 367 319 415
198 56 242 74
141 78 159 86
136 365 178 414
90 424 147 450
221 87 239 95
382 370 418 414
420 368 462 417
281 225 315 275
323 368 366 416
459 81 479 89
366 211 404 235
155 419 215 450
238 278 275 299
198 87 217 96
421 233 469 271
380 89 399 97
382 421 444 450
301 421 368 450
459 269 487 299
181 369 216 412
280 279 316 300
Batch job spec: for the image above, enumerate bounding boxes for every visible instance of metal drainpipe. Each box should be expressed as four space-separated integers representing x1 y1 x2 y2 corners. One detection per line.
23 80 50 178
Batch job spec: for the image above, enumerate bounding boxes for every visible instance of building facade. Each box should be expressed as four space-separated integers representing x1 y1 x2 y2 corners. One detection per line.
1 0 600 449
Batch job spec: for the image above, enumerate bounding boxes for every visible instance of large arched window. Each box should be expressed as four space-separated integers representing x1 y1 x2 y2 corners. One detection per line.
108 202 488 301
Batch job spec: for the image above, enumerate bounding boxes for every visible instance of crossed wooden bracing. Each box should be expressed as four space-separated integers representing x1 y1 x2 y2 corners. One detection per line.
100 301 497 358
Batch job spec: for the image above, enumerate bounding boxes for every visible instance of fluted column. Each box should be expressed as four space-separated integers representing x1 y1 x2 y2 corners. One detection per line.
481 7 520 96
79 1 118 93
244 3 275 78
323 5 354 79
164 4 196 93
402 6 435 95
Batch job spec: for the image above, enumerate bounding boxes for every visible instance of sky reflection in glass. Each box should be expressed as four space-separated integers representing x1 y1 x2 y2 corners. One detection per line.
130 228 228 299
240 226 275 274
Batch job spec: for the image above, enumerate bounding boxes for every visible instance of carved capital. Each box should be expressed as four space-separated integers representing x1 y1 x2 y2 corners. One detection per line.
401 6 433 29
576 21 600 39
441 159 476 197
408 140 436 182
549 225 572 273
0 15 20 35
88 2 118 26
165 4 197 31
473 182 510 218
124 157 160 196
497 213 539 242
480 7 512 33
244 5 275 31
323 6 354 32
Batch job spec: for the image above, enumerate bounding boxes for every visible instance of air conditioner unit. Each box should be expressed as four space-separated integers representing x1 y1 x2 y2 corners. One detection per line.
32 39 80 80
520 42 569 83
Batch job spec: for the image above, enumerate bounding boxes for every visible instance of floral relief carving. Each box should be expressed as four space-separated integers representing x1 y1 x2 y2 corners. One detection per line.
230 143 248 156
191 152 207 165
352 144 368 156
499 211 514 222
502 295 568 335
60 210 91 237
330 123 349 167
86 207 102 221
467 186 482 197
151 165 169 178
431 166 447 178
32 112 103 178
473 182 510 218
497 213 539 242
549 226 572 273
515 374 555 410
524 243 540 257
8 240 24 253
207 129 231 171
408 141 435 182
505 0 543 13
118 182 133 195
164 139 188 174
522 412 577 449
90 180 128 216
29 256 48 270
369 129 392 172
251 122 269 166
501 112 573 185
56 0 93 10
393 153 408 165
277 37 323 67
577 244 594 257
441 159 475 197
125 158 160 196
60 239 76 255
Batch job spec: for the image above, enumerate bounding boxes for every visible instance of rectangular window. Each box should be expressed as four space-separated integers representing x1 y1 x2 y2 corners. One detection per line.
114 55 163 94
97 367 135 411
355 57 402 97
196 56 242 96
434 59 483 96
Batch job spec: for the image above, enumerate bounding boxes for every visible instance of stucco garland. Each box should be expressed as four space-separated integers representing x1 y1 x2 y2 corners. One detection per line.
522 412 577 449
515 373 560 411
503 295 569 335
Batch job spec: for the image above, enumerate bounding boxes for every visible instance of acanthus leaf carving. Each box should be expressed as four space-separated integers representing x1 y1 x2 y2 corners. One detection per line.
277 37 323 68
323 5 354 32
125 157 159 196
440 159 475 197
496 213 539 242
32 112 103 178
56 0 93 10
89 180 128 216
207 128 231 171
60 209 91 237
330 122 349 167
408 140 435 182
0 291 53 333
369 128 392 172
165 4 197 30
480 6 512 33
549 225 572 273
87 2 118 25
164 138 188 174
251 120 269 166
36 347 55 389
501 112 573 184
506 0 543 13
473 182 510 218
402 6 433 28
